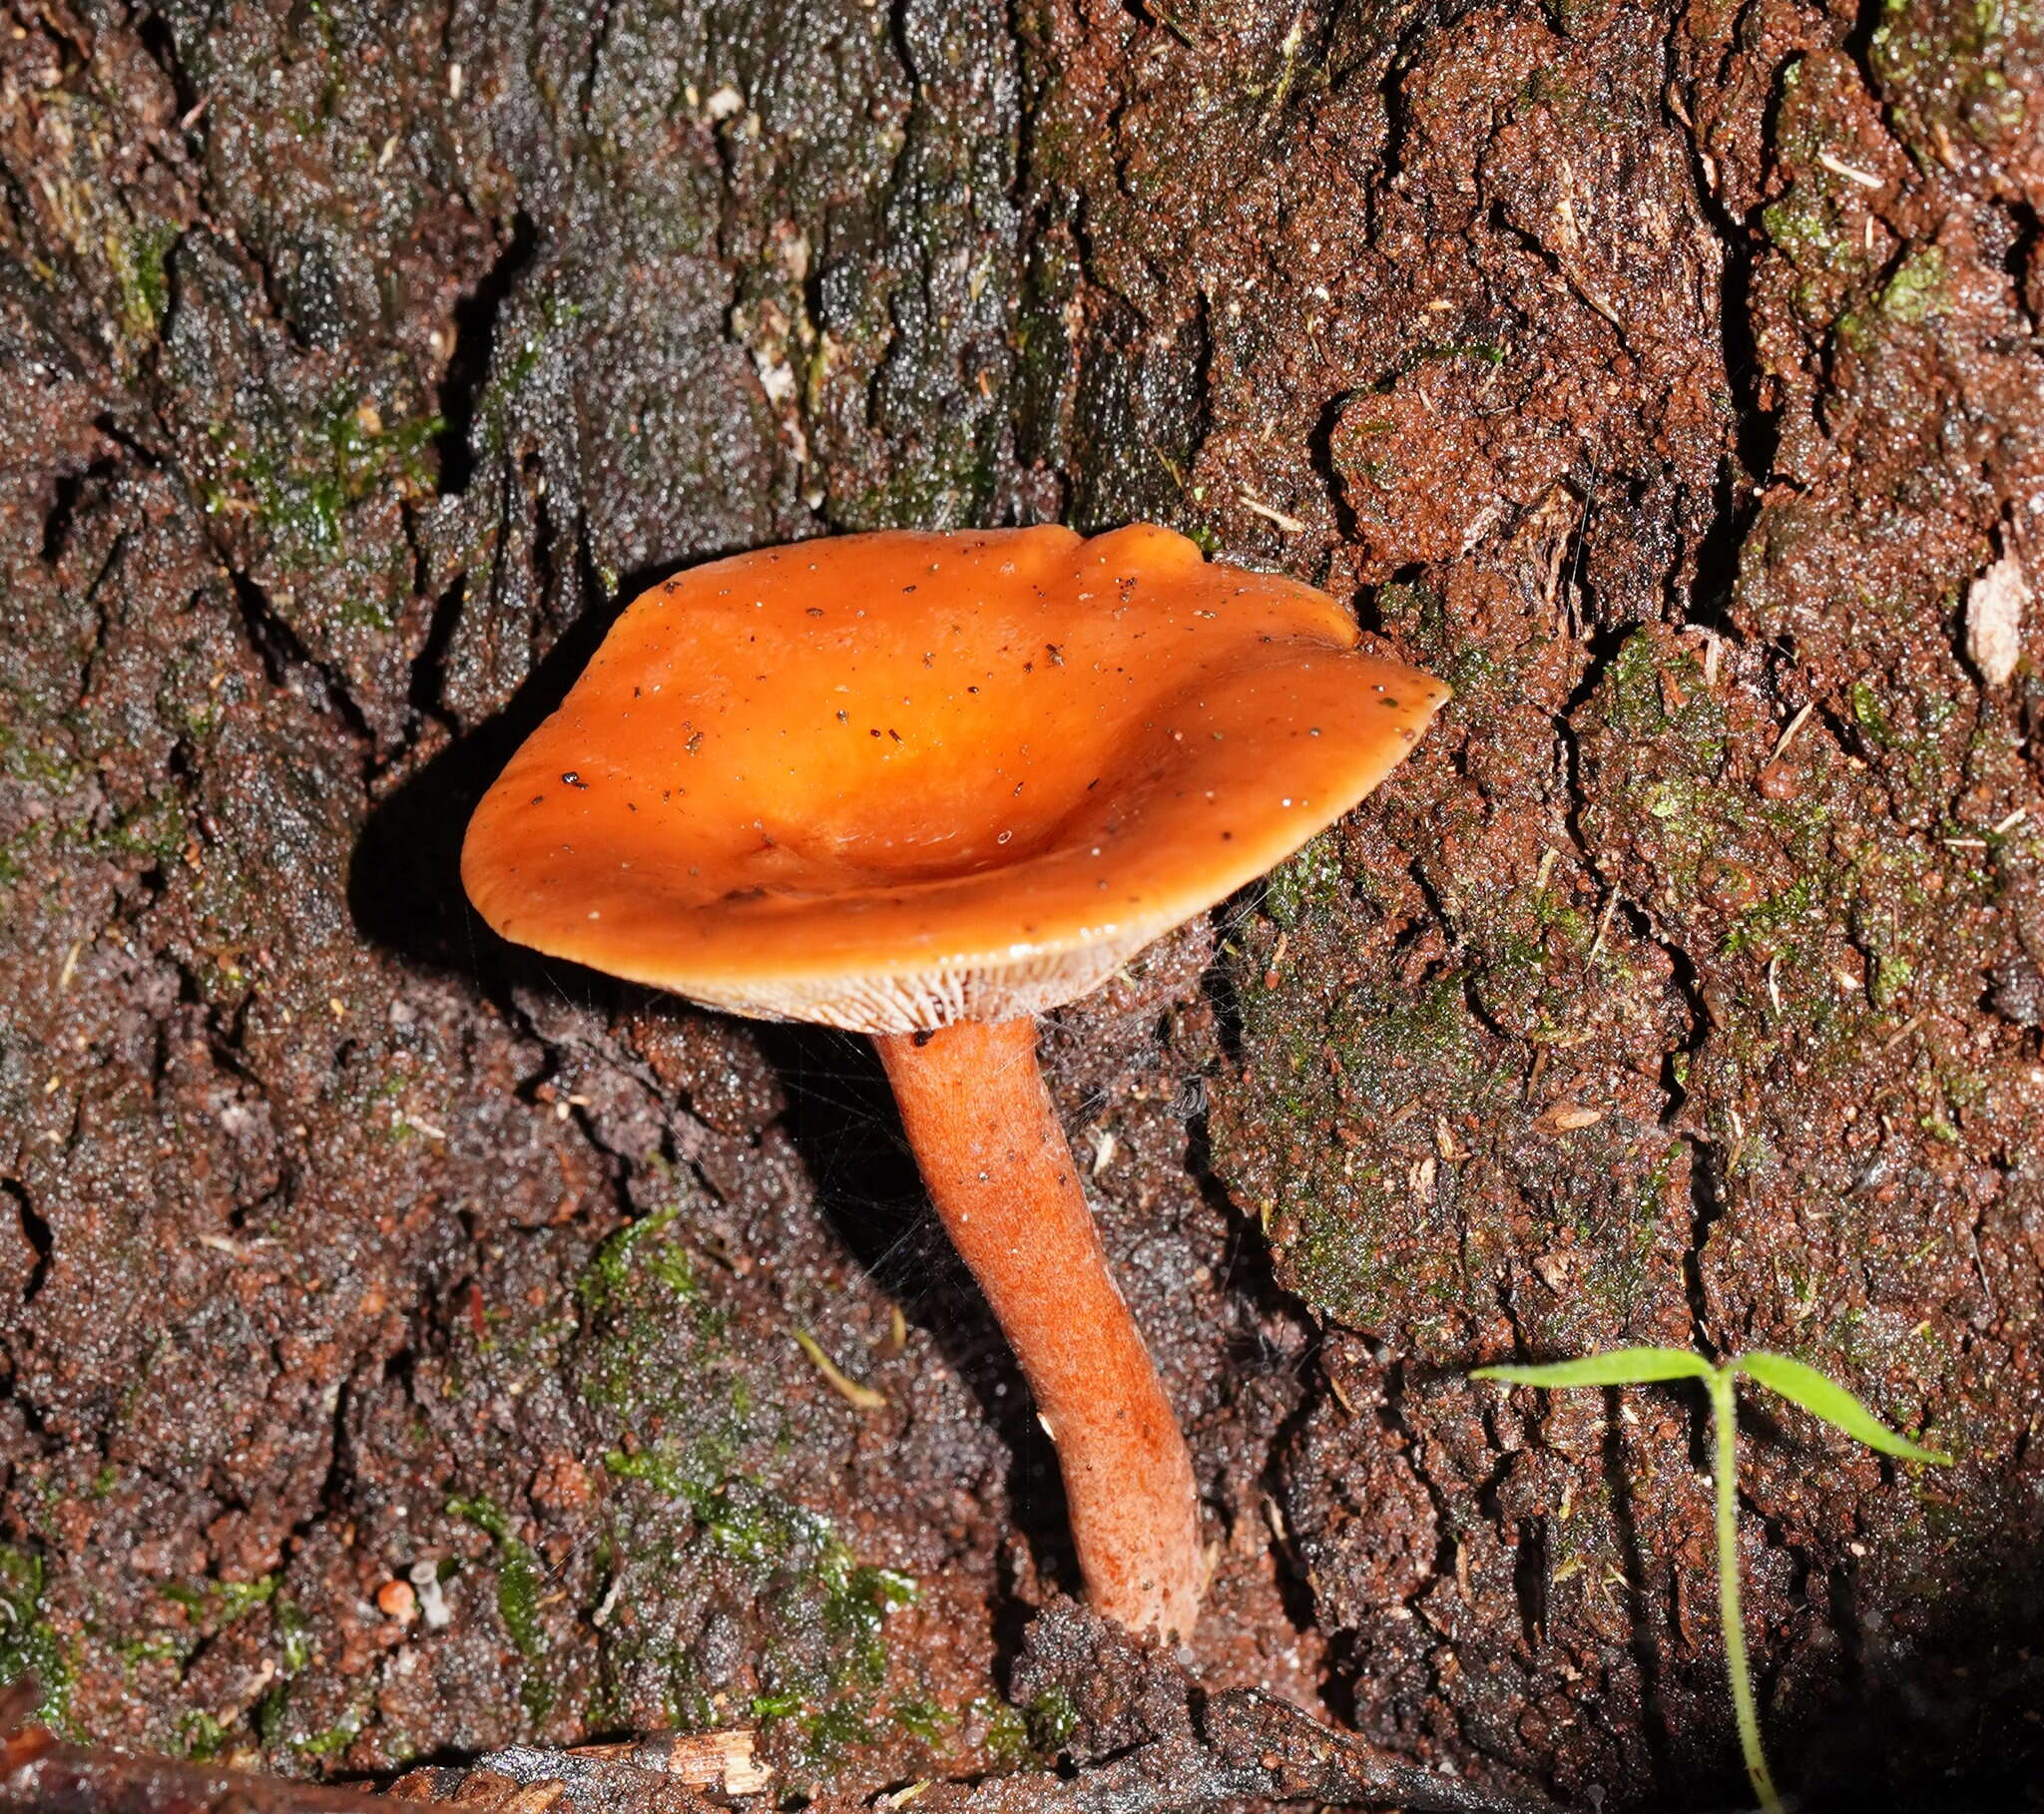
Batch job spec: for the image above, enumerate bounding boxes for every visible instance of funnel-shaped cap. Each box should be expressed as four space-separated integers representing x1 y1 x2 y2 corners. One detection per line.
463 524 1447 1031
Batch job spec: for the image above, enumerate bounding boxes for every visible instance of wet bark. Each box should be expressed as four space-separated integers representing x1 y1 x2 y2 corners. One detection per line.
1 1 2040 1809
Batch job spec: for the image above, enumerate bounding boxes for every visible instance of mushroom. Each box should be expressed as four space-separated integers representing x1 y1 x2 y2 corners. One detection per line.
461 523 1448 1640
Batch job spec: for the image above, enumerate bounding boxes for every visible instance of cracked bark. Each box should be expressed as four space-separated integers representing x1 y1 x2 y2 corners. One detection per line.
0 0 2039 1810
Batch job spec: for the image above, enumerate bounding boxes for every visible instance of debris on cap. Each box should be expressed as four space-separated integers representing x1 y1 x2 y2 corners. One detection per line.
463 524 1449 1035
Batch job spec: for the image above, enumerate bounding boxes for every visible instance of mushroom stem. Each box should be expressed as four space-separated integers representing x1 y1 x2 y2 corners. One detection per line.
873 1019 1203 1641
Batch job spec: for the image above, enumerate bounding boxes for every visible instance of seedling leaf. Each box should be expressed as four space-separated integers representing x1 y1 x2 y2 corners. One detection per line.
1472 1348 1715 1389
1735 1352 1951 1464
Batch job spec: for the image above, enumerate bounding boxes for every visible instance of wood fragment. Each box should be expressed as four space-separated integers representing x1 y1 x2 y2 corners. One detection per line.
572 1731 770 1796
392 1733 770 1811
1542 1102 1604 1134
1966 546 2028 687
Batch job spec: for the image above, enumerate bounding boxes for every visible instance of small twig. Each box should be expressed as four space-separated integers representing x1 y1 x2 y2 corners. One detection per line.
1134 0 1202 49
1238 495 1305 534
1587 888 1620 964
1882 1013 1924 1052
1817 150 1883 189
0 1695 387 1814
792 1328 887 1410
1771 699 1815 762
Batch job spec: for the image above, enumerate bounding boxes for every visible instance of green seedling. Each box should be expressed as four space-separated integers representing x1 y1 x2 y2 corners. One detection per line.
1472 1346 1950 1814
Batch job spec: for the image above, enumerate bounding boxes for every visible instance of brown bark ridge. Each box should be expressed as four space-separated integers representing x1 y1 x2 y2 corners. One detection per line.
0 0 2038 1809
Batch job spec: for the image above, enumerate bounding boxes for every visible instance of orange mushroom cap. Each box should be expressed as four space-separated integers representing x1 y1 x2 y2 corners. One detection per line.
462 523 1447 1031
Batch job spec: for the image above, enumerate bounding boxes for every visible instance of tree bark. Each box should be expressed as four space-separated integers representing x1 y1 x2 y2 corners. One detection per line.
0 0 2038 1806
